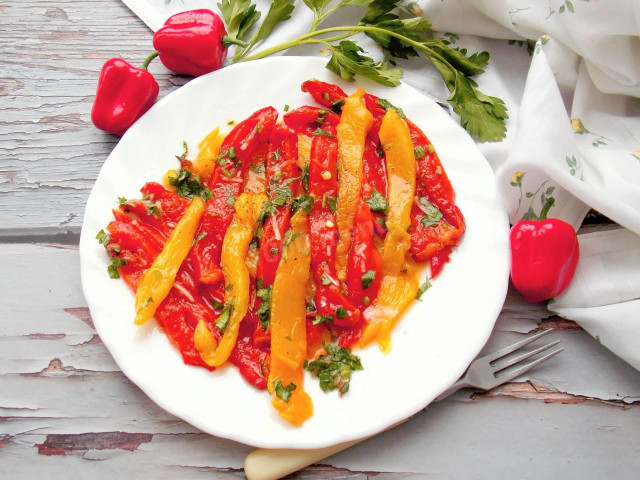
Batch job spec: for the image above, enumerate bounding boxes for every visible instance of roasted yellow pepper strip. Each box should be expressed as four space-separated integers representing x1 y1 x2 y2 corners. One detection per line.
361 110 418 352
195 193 267 367
267 211 313 426
135 196 205 325
193 319 218 364
195 126 225 181
335 88 373 281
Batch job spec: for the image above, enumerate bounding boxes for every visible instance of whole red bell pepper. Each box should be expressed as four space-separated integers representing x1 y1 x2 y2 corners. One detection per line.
510 219 580 303
153 9 228 77
91 56 159 136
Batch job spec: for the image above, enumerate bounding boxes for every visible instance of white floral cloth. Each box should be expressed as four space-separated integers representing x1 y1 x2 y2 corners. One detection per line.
122 0 640 369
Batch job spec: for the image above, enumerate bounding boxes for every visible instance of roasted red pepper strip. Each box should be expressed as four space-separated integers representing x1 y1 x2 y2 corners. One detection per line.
307 135 360 329
283 106 340 136
253 125 301 345
345 199 383 308
193 107 277 284
229 308 269 389
301 80 347 109
91 57 159 136
429 246 452 279
153 9 228 77
407 119 465 262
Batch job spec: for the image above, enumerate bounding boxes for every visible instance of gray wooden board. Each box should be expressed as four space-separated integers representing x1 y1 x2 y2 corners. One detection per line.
1 243 639 478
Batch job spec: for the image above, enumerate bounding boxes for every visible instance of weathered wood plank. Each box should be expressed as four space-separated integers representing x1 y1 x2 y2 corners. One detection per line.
0 0 188 236
2 242 639 478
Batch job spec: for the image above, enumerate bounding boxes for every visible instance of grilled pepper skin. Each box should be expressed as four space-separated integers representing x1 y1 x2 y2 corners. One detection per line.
510 219 579 303
153 9 228 77
335 88 373 281
361 110 418 351
134 196 205 325
196 193 267 367
268 211 313 426
91 58 159 136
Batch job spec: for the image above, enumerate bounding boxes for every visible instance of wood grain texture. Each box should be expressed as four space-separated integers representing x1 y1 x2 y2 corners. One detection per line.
2 243 639 478
0 0 188 237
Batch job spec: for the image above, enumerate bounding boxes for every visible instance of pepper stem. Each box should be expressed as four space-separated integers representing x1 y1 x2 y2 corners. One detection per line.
222 35 248 48
141 51 159 71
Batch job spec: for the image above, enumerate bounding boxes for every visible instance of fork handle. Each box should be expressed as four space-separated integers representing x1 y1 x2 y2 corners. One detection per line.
244 383 465 480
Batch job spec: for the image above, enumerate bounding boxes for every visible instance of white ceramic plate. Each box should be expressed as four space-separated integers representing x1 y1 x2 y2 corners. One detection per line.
79 56 509 449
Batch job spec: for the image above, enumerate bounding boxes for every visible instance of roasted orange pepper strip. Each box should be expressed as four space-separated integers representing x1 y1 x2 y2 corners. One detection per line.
134 196 205 325
195 126 225 182
267 211 313 426
335 88 373 281
195 193 267 367
361 110 418 351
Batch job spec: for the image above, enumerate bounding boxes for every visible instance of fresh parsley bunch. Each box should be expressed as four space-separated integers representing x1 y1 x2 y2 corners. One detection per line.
219 0 508 142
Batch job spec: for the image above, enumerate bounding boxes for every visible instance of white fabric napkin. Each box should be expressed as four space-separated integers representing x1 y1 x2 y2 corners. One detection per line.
121 0 640 369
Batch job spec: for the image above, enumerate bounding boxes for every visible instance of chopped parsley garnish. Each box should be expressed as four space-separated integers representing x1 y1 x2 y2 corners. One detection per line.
270 248 279 255
251 162 265 173
144 199 161 217
312 127 335 138
210 299 224 310
181 140 188 158
169 169 212 200
225 283 234 291
273 378 296 403
336 306 348 318
301 163 309 193
216 299 235 331
366 189 388 213
363 296 370 306
282 229 302 262
107 257 127 279
312 315 333 325
320 275 331 286
414 145 426 159
195 231 207 243
117 196 129 206
377 217 387 230
291 194 314 214
225 185 235 207
322 194 337 213
96 229 110 246
256 278 272 330
322 92 330 101
416 278 432 301
361 270 376 289
377 97 405 118
284 104 290 112
304 341 363 396
419 197 443 228
331 98 345 112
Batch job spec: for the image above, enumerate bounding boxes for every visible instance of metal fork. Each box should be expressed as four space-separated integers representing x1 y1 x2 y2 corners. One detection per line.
244 329 564 480
436 328 563 400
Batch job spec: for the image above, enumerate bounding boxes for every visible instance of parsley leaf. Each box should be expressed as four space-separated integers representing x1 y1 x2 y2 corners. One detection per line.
273 378 296 402
218 0 261 43
291 194 314 214
361 270 376 289
96 229 110 246
216 299 235 331
419 197 443 228
327 41 403 87
414 145 426 159
256 278 272 330
181 140 188 158
301 163 309 192
225 185 235 207
377 97 405 118
366 189 388 213
312 315 333 325
336 306 348 318
312 127 335 138
430 58 508 142
169 169 212 200
254 0 295 43
321 275 331 286
282 229 303 262
107 257 127 279
304 341 363 396
416 278 432 300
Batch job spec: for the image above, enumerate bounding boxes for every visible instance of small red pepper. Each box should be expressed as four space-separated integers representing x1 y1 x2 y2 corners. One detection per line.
153 9 228 77
91 56 159 136
510 219 580 303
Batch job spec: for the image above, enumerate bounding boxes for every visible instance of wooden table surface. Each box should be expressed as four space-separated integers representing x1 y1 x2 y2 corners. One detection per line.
2 1 639 478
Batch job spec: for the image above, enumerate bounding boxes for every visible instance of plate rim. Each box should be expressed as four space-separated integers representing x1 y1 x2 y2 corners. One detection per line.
79 55 510 449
